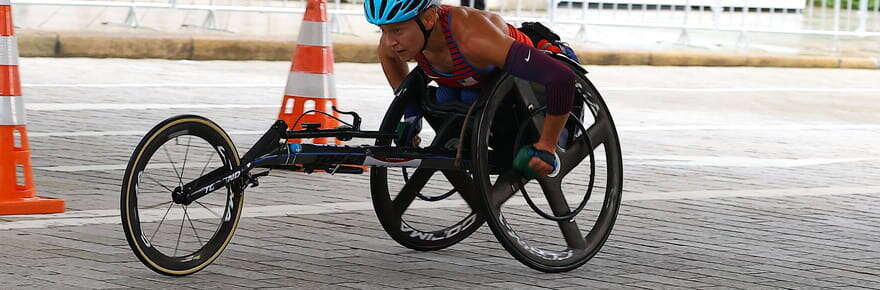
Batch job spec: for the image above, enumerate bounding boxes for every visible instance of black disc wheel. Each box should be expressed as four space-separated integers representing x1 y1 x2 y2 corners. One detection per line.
370 72 486 251
472 57 623 272
121 115 244 276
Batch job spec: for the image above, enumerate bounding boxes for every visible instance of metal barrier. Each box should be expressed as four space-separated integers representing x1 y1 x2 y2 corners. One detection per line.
170 1 363 31
10 0 880 49
11 0 362 31
13 0 172 28
546 0 880 39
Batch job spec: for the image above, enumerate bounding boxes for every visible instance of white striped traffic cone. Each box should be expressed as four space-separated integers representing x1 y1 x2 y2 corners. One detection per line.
278 0 341 145
0 0 64 215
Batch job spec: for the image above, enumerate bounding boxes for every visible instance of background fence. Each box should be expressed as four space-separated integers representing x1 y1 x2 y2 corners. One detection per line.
10 0 880 53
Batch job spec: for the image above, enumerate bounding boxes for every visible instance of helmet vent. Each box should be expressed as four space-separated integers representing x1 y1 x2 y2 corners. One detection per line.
378 0 388 20
388 2 404 21
365 0 374 19
403 0 421 15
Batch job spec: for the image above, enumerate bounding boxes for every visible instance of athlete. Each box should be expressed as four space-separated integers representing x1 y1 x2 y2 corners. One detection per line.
365 0 579 178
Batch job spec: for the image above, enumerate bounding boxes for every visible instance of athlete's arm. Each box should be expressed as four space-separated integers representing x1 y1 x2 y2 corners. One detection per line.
378 33 411 90
452 8 576 176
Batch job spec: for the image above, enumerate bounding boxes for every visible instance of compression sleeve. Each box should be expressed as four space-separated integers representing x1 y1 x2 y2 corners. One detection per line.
503 41 575 115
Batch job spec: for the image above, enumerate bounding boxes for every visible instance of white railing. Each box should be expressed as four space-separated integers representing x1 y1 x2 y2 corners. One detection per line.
11 0 362 30
546 0 880 37
10 0 880 49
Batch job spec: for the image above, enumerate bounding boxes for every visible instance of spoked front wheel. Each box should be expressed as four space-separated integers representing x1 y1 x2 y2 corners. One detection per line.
120 115 244 276
472 61 623 272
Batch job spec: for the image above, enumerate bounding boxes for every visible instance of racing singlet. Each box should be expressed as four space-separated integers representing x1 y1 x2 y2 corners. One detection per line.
414 5 534 89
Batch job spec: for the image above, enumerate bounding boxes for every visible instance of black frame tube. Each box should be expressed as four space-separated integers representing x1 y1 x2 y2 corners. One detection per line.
174 120 469 204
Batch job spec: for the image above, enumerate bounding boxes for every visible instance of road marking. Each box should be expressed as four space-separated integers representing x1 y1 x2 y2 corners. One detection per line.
33 155 880 172
604 87 880 93
621 155 880 168
1 185 877 230
23 83 282 88
22 83 387 89
28 130 265 137
617 124 880 131
39 164 131 172
26 103 278 111
37 163 172 172
623 185 880 201
20 83 880 93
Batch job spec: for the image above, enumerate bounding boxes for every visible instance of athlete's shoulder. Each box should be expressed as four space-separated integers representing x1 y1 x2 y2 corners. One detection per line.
447 6 506 36
447 6 514 68
446 6 501 23
443 5 469 18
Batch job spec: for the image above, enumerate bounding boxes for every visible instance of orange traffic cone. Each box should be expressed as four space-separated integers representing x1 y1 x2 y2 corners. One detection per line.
0 1 64 215
278 0 341 145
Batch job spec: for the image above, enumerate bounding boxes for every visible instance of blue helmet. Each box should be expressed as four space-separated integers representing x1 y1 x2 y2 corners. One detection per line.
364 0 440 25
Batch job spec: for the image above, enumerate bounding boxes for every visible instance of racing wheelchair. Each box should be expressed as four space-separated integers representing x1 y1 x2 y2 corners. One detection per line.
120 51 623 275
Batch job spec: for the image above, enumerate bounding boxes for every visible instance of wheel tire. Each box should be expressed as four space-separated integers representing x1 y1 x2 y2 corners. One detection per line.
370 71 485 251
472 58 624 272
121 115 243 276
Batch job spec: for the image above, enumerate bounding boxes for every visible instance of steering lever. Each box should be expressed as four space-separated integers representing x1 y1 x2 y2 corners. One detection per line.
332 106 361 131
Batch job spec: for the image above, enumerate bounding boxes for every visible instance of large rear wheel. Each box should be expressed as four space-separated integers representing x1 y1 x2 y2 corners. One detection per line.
370 71 486 251
472 59 623 272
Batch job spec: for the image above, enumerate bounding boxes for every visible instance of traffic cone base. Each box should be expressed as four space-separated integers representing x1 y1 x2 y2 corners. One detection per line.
0 126 64 215
0 197 65 215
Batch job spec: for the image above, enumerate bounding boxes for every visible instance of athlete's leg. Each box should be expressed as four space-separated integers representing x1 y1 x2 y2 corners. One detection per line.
436 85 462 104
461 88 481 104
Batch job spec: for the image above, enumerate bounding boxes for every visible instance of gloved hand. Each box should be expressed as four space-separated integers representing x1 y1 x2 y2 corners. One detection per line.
394 116 422 147
512 145 558 179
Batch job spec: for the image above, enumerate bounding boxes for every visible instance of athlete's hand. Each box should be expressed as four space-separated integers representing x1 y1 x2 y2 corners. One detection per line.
529 142 557 177
512 143 557 179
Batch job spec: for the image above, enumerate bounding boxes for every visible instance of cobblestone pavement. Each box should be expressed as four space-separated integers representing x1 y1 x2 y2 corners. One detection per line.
1 58 879 289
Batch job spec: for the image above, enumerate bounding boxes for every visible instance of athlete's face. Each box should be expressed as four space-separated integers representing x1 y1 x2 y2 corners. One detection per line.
379 19 424 61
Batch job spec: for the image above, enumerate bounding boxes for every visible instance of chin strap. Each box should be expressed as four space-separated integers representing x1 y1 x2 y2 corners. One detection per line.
414 16 433 53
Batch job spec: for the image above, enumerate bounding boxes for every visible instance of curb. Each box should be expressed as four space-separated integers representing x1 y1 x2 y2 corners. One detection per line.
580 50 880 69
15 31 879 69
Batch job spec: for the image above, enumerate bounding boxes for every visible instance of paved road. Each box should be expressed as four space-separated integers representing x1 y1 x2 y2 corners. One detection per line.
1 58 879 289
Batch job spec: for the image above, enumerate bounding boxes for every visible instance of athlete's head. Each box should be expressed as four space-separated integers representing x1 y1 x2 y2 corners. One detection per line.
365 0 440 60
